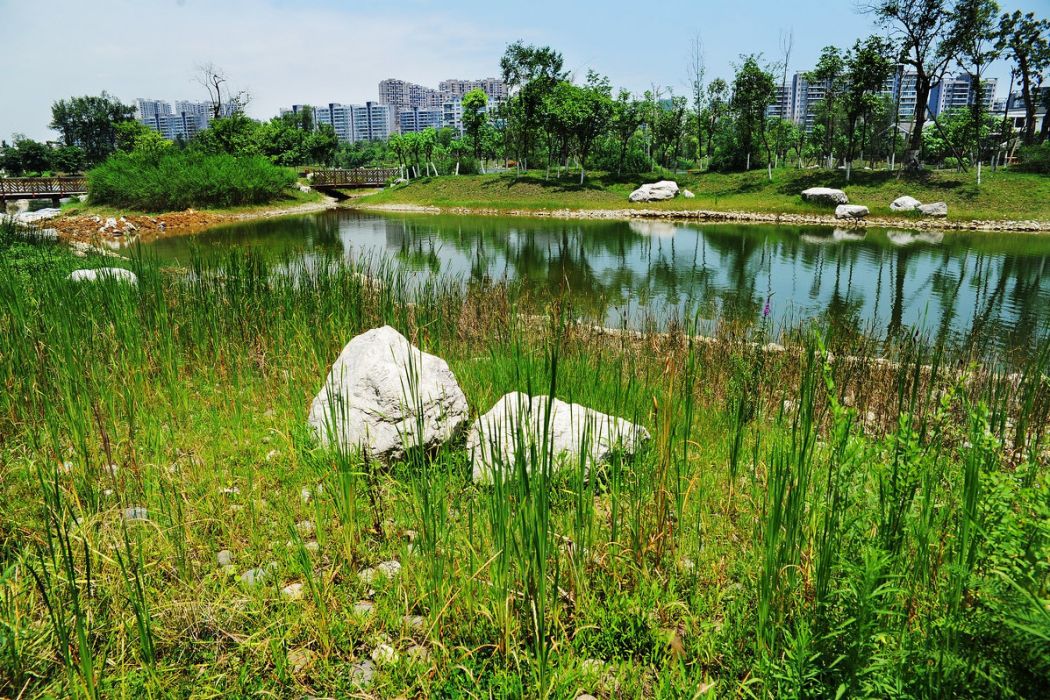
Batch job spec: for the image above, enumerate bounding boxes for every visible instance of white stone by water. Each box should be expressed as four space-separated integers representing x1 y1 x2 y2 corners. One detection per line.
308 326 469 462
67 268 138 285
918 201 948 217
628 180 679 202
890 195 921 212
468 392 650 483
835 204 869 219
801 187 848 205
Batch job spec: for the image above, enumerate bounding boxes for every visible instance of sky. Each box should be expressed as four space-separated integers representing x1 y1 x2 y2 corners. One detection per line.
1 0 1045 142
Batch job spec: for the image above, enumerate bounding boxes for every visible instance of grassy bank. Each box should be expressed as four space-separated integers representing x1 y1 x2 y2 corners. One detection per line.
1 223 1048 698
357 168 1050 222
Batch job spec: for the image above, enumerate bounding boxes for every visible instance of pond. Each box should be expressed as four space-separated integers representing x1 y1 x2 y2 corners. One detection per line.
144 210 1050 357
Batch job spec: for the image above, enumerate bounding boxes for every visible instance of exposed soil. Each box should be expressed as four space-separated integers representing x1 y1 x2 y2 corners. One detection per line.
51 196 339 246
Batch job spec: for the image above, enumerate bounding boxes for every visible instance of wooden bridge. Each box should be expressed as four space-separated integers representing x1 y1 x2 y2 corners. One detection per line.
309 168 400 189
0 176 87 204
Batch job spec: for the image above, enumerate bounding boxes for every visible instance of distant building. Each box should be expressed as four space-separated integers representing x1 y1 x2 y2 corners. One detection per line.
136 98 238 140
438 77 508 102
136 98 172 120
283 103 355 142
765 84 793 121
352 101 394 141
929 74 997 116
399 107 443 134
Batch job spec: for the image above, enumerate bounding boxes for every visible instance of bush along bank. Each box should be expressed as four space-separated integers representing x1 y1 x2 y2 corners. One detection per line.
0 247 1048 698
87 149 296 211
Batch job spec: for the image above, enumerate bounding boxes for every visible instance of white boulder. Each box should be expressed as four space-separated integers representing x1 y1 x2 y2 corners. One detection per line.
682 189 695 199
67 268 138 285
468 392 650 483
918 201 947 217
307 326 468 462
15 208 62 224
890 195 921 212
629 180 679 202
801 187 849 205
835 204 869 219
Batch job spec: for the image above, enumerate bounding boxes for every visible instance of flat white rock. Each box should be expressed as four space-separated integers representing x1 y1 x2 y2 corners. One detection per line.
68 268 138 285
629 180 679 202
308 326 468 462
890 195 921 212
835 204 869 219
918 201 947 217
801 187 849 205
468 392 650 483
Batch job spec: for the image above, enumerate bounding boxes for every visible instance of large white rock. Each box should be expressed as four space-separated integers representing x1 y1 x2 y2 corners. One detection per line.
67 268 138 285
801 187 849 205
890 195 922 212
15 208 62 224
835 204 869 219
918 201 947 217
468 392 650 483
308 326 468 462
629 181 679 202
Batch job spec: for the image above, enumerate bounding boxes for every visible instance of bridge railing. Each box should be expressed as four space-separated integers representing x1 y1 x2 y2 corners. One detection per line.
310 168 400 187
0 176 88 197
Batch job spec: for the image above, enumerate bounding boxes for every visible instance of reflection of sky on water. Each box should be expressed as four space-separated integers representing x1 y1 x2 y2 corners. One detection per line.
145 210 1050 356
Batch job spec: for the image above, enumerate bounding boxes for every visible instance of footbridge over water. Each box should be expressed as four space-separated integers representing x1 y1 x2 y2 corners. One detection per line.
309 168 400 190
1 176 87 205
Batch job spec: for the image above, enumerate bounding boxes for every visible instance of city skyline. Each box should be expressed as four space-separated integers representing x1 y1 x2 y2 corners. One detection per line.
2 0 1045 142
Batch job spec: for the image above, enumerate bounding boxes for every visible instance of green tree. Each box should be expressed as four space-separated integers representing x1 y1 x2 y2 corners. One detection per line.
192 112 260 157
997 10 1050 145
462 88 489 169
420 127 438 176
843 36 896 173
499 41 566 169
610 89 644 174
702 78 730 165
867 0 955 164
0 136 53 176
115 121 173 158
732 55 776 171
808 46 847 166
49 92 136 165
945 0 1001 160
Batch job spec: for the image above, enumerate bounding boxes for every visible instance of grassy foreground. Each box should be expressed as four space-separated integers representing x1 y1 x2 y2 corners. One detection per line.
358 169 1050 222
1 222 1049 698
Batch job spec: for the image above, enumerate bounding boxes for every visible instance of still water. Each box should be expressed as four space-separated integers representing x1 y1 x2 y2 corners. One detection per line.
145 210 1050 356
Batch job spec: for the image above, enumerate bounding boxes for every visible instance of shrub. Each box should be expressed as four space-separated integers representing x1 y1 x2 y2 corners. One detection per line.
1014 143 1050 174
88 150 295 211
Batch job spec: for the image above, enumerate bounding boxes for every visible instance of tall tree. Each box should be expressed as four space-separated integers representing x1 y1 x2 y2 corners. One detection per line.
461 88 489 169
610 89 644 174
499 41 566 169
688 34 707 165
49 92 135 166
997 10 1050 145
732 55 776 171
196 63 250 120
866 0 956 165
945 0 1001 160
808 46 847 167
703 79 730 164
843 36 896 173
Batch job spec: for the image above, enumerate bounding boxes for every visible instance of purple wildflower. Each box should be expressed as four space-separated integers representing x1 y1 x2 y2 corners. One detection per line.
762 296 771 319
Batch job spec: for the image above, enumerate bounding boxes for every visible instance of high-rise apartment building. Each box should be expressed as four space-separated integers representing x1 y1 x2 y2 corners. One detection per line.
929 74 997 115
438 78 507 102
136 98 226 141
352 101 394 141
398 107 444 134
282 103 355 142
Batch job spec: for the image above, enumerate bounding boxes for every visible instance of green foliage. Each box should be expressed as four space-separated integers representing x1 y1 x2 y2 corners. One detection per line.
462 88 488 160
1015 142 1050 173
49 92 136 166
87 150 294 211
0 136 55 176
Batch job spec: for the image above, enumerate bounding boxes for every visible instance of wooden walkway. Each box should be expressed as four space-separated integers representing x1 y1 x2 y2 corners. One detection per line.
0 176 87 202
310 168 400 188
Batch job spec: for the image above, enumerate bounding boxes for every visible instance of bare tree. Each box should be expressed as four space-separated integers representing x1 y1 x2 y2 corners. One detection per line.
774 29 794 167
687 33 707 168
196 63 251 119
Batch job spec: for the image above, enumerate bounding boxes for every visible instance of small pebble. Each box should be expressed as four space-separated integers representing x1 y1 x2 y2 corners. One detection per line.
281 582 305 600
371 643 398 665
216 549 234 567
352 600 374 616
123 506 149 521
350 659 375 687
404 614 425 632
222 486 240 496
287 648 314 674
296 520 315 536
300 487 312 503
377 560 401 577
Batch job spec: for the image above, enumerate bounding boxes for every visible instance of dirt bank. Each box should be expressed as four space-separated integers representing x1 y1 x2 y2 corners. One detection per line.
52 196 339 246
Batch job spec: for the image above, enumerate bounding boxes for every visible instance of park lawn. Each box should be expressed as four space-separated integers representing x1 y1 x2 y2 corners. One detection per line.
358 168 1050 222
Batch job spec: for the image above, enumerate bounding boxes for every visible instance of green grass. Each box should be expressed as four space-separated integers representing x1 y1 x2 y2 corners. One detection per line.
1 219 1048 698
358 168 1050 222
59 186 325 218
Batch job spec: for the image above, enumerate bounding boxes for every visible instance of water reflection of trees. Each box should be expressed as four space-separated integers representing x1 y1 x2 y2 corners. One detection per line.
151 211 1050 356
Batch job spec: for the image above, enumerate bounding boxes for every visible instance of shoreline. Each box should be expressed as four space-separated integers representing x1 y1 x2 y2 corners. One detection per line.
49 195 340 246
349 201 1050 233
